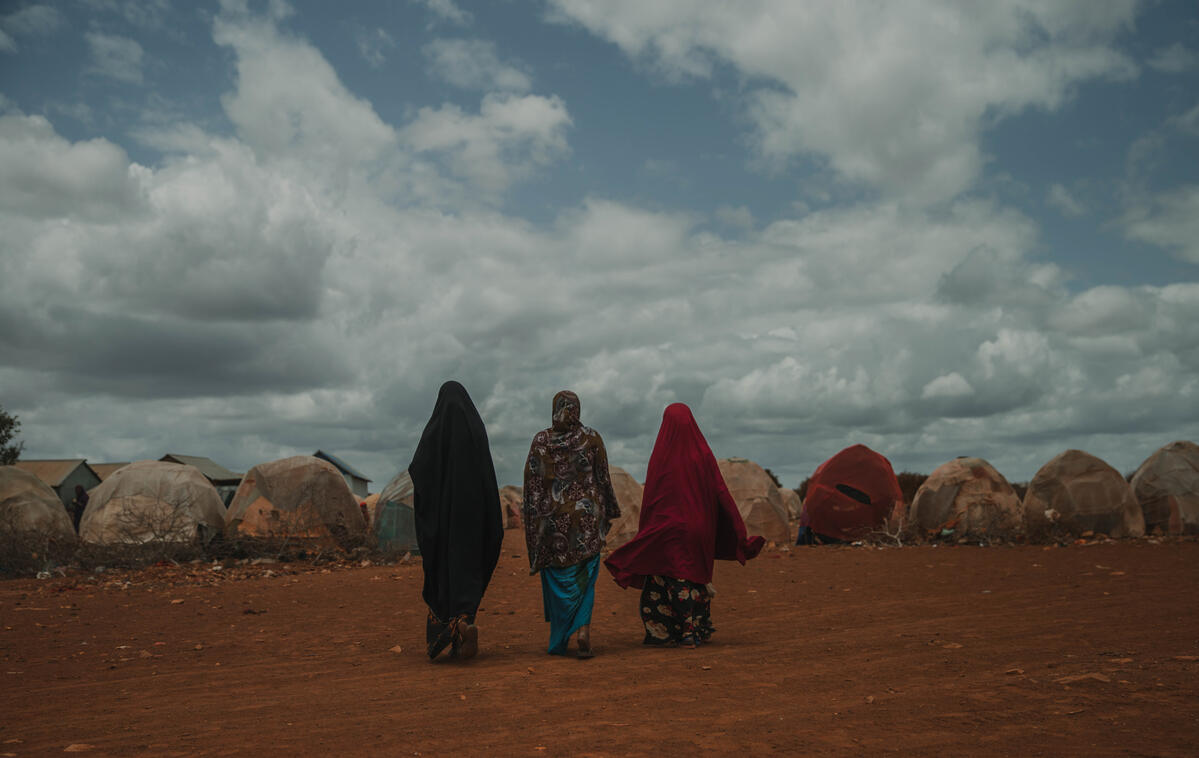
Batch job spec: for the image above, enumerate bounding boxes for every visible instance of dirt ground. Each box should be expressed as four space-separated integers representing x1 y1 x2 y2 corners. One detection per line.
1 532 1197 757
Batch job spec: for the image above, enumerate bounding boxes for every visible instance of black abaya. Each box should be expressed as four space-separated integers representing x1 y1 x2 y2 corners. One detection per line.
409 381 503 652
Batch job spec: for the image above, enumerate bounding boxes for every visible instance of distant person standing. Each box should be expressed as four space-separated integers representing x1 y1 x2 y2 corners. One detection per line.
409 381 504 661
523 391 620 658
69 485 88 532
605 403 764 647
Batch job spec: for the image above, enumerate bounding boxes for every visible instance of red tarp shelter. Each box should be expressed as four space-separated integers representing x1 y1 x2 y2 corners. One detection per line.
801 444 903 541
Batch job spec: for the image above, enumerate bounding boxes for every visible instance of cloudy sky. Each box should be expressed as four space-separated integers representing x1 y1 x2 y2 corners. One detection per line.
2 0 1197 491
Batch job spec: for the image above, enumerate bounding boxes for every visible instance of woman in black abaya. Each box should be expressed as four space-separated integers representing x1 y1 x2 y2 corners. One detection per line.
409 381 504 660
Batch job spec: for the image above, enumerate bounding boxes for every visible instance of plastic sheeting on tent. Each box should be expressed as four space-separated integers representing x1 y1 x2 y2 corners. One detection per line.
372 469 418 553
717 458 791 544
781 487 802 521
226 456 366 547
603 466 643 550
80 460 225 544
800 444 904 542
909 457 1022 538
0 465 76 540
499 485 523 529
1130 440 1199 535
1023 449 1144 539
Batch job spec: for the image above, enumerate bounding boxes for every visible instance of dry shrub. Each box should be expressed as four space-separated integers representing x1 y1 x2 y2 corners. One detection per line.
0 508 78 577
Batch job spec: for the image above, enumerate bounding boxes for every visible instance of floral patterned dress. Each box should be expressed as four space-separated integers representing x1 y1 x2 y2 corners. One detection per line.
523 392 620 573
639 575 714 646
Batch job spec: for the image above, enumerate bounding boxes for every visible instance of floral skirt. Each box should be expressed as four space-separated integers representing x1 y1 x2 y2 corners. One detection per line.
639 575 714 646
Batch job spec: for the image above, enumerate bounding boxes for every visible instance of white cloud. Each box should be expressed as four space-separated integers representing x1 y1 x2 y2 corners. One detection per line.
415 0 471 26
402 93 571 193
1170 103 1199 136
922 372 973 399
423 38 531 92
1049 286 1150 337
1124 185 1199 264
0 4 62 52
4 0 1197 494
547 0 1139 205
715 204 755 230
1148 43 1199 74
1047 183 1086 217
0 112 143 220
213 10 397 168
85 31 145 84
356 27 395 68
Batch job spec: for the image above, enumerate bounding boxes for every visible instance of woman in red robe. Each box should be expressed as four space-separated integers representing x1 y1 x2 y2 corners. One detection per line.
604 403 764 647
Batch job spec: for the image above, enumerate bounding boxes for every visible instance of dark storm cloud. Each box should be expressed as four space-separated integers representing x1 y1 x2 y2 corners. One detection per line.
0 304 350 398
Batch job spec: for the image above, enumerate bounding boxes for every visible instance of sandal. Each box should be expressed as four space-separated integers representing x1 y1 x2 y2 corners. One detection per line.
426 612 454 660
456 623 479 660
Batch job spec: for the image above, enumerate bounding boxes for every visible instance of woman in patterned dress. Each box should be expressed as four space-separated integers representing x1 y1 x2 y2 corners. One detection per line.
523 391 621 658
605 403 764 647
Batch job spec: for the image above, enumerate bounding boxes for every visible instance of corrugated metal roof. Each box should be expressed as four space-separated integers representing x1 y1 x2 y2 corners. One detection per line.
12 459 98 487
159 454 242 483
91 462 132 481
313 449 371 482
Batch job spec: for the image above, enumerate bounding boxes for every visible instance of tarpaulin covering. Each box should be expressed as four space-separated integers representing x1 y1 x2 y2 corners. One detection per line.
800 444 903 542
0 465 75 540
1023 449 1144 538
226 456 366 547
81 460 225 544
372 469 418 552
603 466 644 550
908 457 1021 537
1130 440 1199 535
717 457 791 544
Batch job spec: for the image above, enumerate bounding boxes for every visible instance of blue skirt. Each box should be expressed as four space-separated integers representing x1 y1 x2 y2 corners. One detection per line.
540 555 600 655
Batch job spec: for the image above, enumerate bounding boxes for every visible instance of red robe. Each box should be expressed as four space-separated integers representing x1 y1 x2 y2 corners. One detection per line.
605 403 763 589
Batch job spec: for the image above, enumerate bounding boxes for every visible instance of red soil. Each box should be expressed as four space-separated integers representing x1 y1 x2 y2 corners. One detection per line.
2 532 1197 757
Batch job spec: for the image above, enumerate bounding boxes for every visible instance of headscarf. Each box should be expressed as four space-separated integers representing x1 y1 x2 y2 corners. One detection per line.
523 390 620 572
409 381 504 621
604 403 763 588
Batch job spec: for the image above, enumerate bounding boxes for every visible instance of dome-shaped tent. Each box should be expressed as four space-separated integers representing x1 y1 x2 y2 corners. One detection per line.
371 469 418 552
80 460 225 544
909 457 1021 538
499 485 523 529
781 487 802 521
1022 449 1144 539
1130 441 1199 535
226 456 366 547
717 458 791 544
0 465 76 540
603 466 643 550
800 444 903 543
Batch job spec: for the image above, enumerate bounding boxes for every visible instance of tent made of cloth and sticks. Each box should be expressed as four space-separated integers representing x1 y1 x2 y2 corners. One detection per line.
1022 449 1144 539
800 444 904 543
1131 440 1199 535
0 465 76 540
226 456 366 548
80 460 225 545
717 457 791 545
908 457 1022 539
